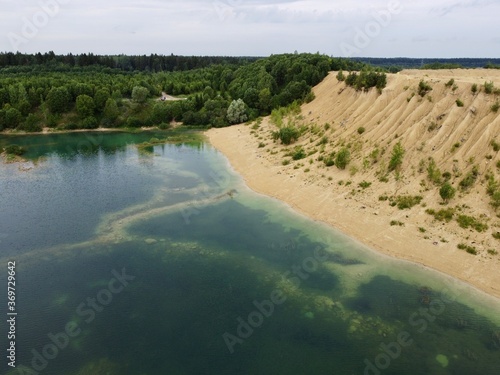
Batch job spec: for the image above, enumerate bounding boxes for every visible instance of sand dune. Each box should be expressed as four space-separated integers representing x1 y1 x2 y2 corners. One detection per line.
207 69 500 299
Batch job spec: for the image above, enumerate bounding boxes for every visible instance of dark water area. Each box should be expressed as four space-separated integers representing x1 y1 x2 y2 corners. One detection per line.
0 131 499 375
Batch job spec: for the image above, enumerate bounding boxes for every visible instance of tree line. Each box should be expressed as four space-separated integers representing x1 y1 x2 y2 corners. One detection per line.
0 52 259 73
1 53 369 131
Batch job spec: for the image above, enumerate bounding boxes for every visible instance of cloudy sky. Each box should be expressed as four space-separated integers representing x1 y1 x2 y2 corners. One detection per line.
0 0 499 57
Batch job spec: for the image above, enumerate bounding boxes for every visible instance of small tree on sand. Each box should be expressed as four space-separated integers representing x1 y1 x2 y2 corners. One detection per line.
227 99 248 124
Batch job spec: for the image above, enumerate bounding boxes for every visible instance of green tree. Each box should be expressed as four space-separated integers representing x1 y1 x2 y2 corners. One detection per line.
46 87 72 114
76 95 95 118
227 99 248 124
131 86 149 103
439 182 456 203
4 107 22 129
258 88 272 113
103 98 120 125
150 102 173 124
93 88 110 113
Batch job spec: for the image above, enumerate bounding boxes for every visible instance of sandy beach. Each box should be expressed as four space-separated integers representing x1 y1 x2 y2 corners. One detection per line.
206 69 500 300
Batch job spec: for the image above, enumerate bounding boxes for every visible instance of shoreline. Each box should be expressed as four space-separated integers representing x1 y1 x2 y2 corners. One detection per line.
206 125 500 301
0 126 159 137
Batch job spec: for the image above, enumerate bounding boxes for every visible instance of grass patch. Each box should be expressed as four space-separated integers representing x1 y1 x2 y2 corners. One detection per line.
390 220 405 227
459 166 479 190
358 181 372 189
425 208 455 222
390 195 423 210
291 146 306 160
492 232 500 240
457 243 478 255
456 215 488 232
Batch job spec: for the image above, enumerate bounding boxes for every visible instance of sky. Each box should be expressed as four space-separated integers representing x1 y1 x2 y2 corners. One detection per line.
0 0 499 57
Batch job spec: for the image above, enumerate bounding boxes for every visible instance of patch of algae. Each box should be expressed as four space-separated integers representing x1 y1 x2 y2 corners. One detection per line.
72 357 119 375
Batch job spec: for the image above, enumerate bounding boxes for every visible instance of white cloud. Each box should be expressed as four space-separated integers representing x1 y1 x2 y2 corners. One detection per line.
0 0 497 57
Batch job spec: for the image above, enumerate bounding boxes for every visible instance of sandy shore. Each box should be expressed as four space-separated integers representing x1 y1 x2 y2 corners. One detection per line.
206 125 500 300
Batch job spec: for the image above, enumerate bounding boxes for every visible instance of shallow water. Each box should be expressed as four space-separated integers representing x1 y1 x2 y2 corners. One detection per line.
0 131 499 375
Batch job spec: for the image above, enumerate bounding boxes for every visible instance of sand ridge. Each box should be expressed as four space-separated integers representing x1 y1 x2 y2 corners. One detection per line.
206 69 500 300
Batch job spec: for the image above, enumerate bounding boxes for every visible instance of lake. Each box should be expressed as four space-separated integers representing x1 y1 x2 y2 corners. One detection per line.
0 131 499 375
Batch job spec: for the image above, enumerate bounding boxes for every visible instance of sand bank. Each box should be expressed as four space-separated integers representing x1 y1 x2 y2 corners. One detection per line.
206 124 500 300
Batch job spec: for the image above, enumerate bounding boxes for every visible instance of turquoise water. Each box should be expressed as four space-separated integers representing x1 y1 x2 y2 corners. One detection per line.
0 131 499 375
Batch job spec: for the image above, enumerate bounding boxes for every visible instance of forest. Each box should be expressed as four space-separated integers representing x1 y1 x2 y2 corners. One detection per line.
0 53 373 132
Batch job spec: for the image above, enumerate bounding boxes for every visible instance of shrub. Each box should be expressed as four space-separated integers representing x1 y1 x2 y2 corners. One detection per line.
492 232 500 240
388 142 405 172
392 195 423 210
459 166 479 190
457 243 477 255
445 79 455 88
345 70 387 91
359 181 372 189
484 81 494 94
317 136 328 146
418 80 432 97
4 144 25 156
324 157 335 167
492 101 500 113
439 182 456 203
336 70 346 82
487 249 498 255
427 158 442 185
292 147 306 160
335 148 350 170
442 171 452 180
81 116 98 129
272 126 300 145
487 174 498 196
304 92 316 103
456 215 488 232
428 122 438 132
390 220 404 226
471 83 478 94
418 227 427 233
455 99 464 107
426 208 455 222
491 191 500 211
357 127 366 134
126 116 141 128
